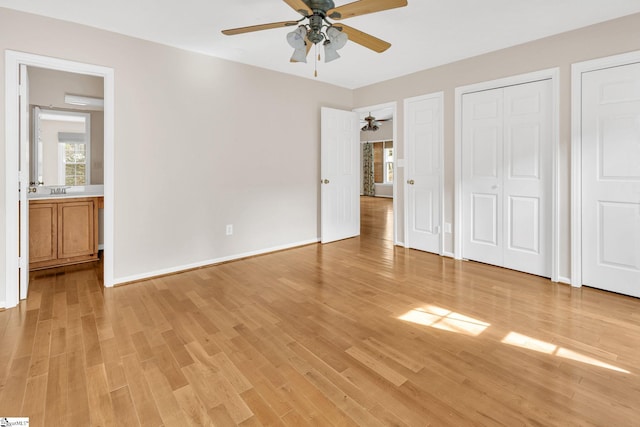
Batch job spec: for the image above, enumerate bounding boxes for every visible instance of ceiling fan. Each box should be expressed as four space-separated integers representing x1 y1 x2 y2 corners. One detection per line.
361 112 391 131
222 0 408 64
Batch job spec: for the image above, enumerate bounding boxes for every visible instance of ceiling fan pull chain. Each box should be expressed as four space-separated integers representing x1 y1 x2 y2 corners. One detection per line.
314 44 318 77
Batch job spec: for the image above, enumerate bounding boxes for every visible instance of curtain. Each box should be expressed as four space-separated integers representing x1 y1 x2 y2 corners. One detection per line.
362 142 375 196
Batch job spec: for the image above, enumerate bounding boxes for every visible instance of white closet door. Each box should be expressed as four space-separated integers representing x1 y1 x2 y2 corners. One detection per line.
462 88 504 266
502 80 552 276
581 63 640 297
462 80 551 276
405 94 442 254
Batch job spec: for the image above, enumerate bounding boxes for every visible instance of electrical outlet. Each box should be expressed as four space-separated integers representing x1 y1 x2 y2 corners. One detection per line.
226 224 233 235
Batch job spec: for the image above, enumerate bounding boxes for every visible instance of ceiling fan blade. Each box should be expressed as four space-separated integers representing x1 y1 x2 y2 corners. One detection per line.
222 21 299 36
283 0 312 16
336 24 391 53
290 38 313 63
328 0 407 20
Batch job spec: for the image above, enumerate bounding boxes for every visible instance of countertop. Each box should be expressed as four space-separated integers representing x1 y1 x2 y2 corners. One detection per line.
28 185 104 201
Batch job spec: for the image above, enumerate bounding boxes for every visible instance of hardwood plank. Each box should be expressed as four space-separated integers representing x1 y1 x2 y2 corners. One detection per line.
85 364 116 426
28 318 52 378
345 345 407 387
110 386 141 427
43 353 68 425
140 360 187 426
173 384 212 426
0 356 30 414
20 374 48 426
81 313 103 367
65 350 91 426
161 329 195 368
121 353 164 427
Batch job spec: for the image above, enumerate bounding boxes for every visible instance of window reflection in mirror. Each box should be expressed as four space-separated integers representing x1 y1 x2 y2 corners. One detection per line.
33 109 91 186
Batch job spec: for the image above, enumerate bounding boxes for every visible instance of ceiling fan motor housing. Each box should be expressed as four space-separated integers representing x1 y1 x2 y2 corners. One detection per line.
303 0 336 13
307 15 325 43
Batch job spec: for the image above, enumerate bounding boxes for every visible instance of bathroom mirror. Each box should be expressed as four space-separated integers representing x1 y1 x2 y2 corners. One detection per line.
27 66 104 187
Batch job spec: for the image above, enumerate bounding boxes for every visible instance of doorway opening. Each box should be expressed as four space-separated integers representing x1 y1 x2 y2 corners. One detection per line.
4 50 115 308
354 103 397 245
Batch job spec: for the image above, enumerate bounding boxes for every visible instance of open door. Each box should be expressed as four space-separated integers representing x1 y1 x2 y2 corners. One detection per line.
19 64 30 300
405 93 443 254
320 107 360 243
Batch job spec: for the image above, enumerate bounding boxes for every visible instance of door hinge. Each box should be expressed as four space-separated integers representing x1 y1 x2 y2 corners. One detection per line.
19 83 26 98
18 257 26 269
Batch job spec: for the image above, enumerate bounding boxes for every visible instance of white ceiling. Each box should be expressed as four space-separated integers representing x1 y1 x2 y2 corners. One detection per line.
2 0 640 89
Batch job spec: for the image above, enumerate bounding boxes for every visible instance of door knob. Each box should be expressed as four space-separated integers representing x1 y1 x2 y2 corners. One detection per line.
322 179 330 184
407 179 415 185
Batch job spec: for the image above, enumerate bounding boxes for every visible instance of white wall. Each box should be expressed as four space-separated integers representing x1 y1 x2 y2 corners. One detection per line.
0 7 352 303
354 12 640 279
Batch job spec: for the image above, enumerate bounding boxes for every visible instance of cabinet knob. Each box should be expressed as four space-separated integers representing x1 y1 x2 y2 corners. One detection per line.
407 179 415 185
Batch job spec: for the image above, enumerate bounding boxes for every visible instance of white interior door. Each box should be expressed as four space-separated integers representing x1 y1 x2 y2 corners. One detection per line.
581 62 640 298
19 64 30 300
405 94 442 254
321 107 360 243
462 80 551 277
462 88 504 266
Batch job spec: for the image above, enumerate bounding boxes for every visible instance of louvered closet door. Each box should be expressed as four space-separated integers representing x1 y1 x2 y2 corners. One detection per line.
462 80 552 277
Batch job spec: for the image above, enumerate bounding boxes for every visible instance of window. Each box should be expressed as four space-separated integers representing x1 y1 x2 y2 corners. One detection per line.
62 142 87 185
373 140 394 184
384 143 393 183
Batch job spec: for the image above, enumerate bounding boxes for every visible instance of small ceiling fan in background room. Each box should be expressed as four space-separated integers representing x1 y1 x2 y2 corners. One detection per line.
361 112 391 131
222 0 408 70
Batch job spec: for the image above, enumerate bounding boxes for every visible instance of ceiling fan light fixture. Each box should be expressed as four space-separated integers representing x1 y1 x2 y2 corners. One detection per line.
323 41 340 63
323 26 348 63
290 46 309 63
287 26 307 49
326 26 348 50
361 124 379 132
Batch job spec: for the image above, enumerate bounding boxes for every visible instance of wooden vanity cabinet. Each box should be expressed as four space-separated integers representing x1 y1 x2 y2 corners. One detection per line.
29 196 102 270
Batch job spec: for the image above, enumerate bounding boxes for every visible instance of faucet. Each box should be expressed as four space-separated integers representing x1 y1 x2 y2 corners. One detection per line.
50 187 67 195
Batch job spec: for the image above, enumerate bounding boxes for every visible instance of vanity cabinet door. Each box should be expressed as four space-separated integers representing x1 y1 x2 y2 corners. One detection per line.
29 202 58 264
58 200 96 260
29 197 100 270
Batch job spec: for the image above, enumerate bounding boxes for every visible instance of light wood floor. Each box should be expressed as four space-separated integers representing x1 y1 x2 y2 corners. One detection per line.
1 196 639 426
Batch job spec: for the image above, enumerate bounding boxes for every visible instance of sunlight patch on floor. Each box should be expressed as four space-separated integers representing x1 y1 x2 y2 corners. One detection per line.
398 307 631 375
502 332 630 374
398 305 491 336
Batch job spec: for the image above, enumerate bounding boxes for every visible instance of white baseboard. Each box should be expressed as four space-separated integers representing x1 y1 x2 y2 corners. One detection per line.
112 238 320 286
0 300 6 309
557 276 571 285
441 251 455 258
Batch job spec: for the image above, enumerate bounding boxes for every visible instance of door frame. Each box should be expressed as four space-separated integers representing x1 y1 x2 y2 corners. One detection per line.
353 102 398 245
570 50 640 288
403 92 445 255
454 68 560 282
4 50 115 308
